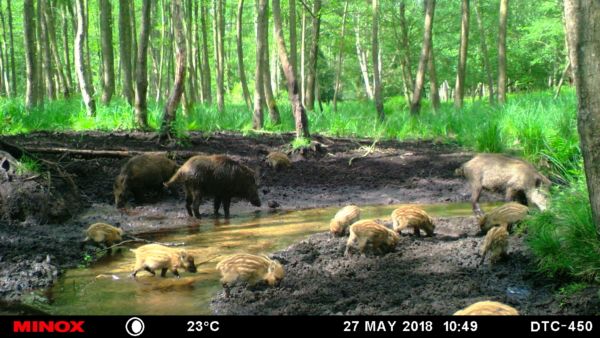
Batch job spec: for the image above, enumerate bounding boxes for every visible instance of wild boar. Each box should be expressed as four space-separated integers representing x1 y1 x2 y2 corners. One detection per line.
345 220 400 256
216 253 285 297
164 155 261 218
480 223 509 265
454 301 519 315
265 152 292 170
329 205 361 236
479 202 529 234
130 244 197 279
456 153 551 215
114 153 179 208
391 206 435 237
83 222 123 247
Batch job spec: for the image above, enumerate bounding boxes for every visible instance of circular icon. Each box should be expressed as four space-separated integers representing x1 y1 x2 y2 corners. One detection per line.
125 317 145 337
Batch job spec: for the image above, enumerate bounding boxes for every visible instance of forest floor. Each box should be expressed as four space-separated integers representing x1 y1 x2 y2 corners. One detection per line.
1 131 598 314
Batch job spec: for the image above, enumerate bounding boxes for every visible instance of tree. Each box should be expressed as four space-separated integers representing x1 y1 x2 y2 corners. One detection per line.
134 0 152 130
428 46 440 111
119 0 134 104
289 0 297 76
74 0 96 116
332 1 348 112
354 16 373 100
262 2 280 124
42 0 70 98
498 0 508 104
272 0 309 138
236 0 252 110
410 0 435 115
398 1 414 102
6 0 15 97
214 0 225 112
473 0 494 104
99 0 115 104
200 0 212 104
160 0 186 141
563 0 600 230
304 0 321 111
253 0 266 129
372 0 384 120
454 0 469 108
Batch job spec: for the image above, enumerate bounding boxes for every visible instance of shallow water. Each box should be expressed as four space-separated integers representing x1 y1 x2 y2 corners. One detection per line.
48 202 498 315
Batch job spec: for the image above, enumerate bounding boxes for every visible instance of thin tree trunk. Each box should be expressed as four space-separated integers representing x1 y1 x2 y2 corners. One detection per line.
160 0 186 142
253 0 266 129
454 0 469 108
43 1 69 98
99 0 115 104
6 0 15 96
0 2 10 96
263 2 280 124
410 0 435 115
428 46 440 112
119 0 134 104
372 0 384 120
134 0 152 129
182 0 195 113
289 0 297 77
156 0 167 102
354 17 373 100
24 0 38 108
193 0 203 102
399 1 414 102
497 0 508 104
200 0 211 104
74 0 96 116
563 0 600 230
554 61 570 99
473 0 494 104
332 1 348 112
304 0 321 111
130 1 137 84
214 0 225 112
272 0 309 138
40 0 55 100
300 6 305 104
236 0 252 110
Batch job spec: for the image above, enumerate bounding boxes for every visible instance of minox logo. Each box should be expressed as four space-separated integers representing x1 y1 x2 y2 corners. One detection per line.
13 321 85 333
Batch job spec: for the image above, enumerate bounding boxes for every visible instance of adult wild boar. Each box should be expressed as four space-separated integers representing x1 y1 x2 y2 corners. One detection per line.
114 153 179 208
456 153 551 215
165 155 261 218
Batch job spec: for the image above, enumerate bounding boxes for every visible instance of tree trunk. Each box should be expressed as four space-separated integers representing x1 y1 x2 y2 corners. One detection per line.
6 0 15 96
182 0 195 112
332 1 348 112
236 0 252 110
39 0 55 101
160 0 186 142
74 0 96 116
253 0 266 129
263 2 280 124
300 5 305 104
119 0 134 104
214 0 225 112
564 0 600 231
399 1 414 102
289 0 297 77
42 1 69 98
200 0 212 104
99 0 115 104
473 0 494 104
497 0 508 104
428 46 440 112
354 17 373 100
454 0 469 108
134 0 152 129
0 2 10 96
61 3 73 95
272 0 309 138
304 0 321 111
372 0 384 120
410 0 435 115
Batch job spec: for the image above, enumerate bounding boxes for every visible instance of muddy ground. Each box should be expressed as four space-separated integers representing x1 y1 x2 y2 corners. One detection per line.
0 131 597 314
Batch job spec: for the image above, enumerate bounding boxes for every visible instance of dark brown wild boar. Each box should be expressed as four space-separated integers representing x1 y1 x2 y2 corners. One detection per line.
164 155 261 218
130 244 197 278
114 153 179 208
456 153 551 215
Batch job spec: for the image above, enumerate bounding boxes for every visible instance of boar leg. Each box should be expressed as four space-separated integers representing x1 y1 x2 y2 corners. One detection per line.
413 227 421 237
184 187 194 217
192 190 202 218
471 185 483 215
213 197 221 215
172 269 181 279
160 268 168 277
222 197 231 218
505 187 517 202
222 283 231 298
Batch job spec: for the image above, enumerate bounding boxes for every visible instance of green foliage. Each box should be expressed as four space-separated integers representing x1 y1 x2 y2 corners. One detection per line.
15 155 41 175
523 173 600 282
291 137 311 149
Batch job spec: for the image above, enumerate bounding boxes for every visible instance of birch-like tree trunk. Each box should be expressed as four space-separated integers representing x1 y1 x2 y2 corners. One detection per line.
74 0 96 116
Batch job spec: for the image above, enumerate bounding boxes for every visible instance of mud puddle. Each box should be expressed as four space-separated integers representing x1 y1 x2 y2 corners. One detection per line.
46 202 484 315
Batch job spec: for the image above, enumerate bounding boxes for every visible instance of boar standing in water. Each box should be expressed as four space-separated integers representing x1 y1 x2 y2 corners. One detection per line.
83 222 123 248
114 153 179 208
164 155 261 218
329 205 361 236
391 206 435 237
454 301 519 315
456 153 551 215
216 253 285 297
130 244 197 278
345 220 400 256
479 202 529 235
480 223 509 265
